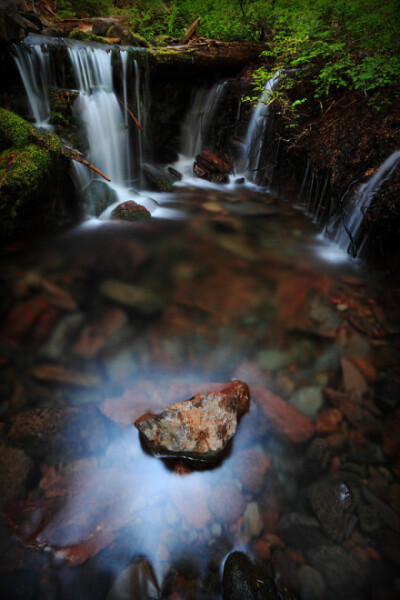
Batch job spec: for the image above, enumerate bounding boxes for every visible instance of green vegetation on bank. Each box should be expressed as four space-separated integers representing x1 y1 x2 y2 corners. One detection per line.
54 0 400 112
0 109 68 237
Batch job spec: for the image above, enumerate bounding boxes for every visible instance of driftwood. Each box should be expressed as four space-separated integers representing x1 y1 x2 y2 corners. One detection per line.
180 17 200 44
62 146 111 181
116 97 143 131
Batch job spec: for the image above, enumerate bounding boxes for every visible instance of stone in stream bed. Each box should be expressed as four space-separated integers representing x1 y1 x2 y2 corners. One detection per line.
135 380 250 461
222 551 279 600
111 201 151 221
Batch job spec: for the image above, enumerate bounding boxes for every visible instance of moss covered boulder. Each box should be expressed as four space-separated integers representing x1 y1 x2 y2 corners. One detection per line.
0 108 72 239
110 201 151 221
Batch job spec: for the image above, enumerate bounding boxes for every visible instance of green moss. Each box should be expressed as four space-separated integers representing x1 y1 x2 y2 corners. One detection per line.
0 145 53 206
68 28 109 43
111 201 151 221
129 32 151 48
150 34 171 47
0 107 36 151
0 109 70 239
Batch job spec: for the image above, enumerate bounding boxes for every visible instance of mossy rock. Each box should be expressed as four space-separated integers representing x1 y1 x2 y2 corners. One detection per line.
68 28 107 43
0 107 35 151
142 164 173 192
150 35 173 48
0 109 71 239
111 201 151 221
84 179 118 216
127 32 150 48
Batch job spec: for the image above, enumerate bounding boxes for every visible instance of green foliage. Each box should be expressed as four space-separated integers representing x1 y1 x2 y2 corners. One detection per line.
245 0 400 115
55 0 113 18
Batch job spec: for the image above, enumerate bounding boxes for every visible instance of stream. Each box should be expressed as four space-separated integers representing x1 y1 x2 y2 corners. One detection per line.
1 35 400 600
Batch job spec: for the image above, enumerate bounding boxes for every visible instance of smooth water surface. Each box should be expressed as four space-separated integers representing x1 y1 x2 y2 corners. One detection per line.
1 180 399 600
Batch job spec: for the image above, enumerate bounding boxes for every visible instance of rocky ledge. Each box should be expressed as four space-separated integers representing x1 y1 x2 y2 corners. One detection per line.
135 380 250 461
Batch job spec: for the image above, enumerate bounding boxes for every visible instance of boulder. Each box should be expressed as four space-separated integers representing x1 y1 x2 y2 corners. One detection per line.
135 380 250 461
142 164 173 192
193 149 230 183
110 200 151 221
92 20 114 37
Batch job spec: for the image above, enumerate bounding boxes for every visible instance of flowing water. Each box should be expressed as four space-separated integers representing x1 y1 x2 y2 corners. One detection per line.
1 35 400 600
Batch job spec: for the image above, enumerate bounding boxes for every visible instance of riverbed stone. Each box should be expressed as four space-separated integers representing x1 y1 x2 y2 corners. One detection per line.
0 443 33 505
111 201 151 221
208 484 246 525
253 386 315 444
307 478 358 542
276 513 327 551
244 501 264 537
297 564 325 600
307 545 368 599
135 380 249 461
106 556 160 599
289 387 324 420
100 280 164 314
222 551 279 600
235 448 271 494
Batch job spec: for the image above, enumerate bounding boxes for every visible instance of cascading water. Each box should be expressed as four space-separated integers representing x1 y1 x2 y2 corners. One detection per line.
173 82 227 178
328 149 400 256
12 41 55 128
12 34 149 213
239 72 279 182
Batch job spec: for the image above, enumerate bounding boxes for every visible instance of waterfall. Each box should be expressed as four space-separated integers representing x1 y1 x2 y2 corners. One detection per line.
173 82 227 177
240 73 280 182
12 41 54 128
68 44 132 194
329 149 400 256
12 35 148 212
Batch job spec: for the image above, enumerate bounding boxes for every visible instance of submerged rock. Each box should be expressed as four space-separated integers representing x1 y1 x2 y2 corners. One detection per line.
106 556 160 600
111 201 151 222
135 380 250 461
222 551 278 600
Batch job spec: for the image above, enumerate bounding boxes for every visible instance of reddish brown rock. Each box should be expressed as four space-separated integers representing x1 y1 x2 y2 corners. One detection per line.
315 408 343 436
172 480 212 529
235 448 271 494
208 484 246 525
0 443 33 505
28 364 101 387
135 380 250 461
252 386 314 444
193 150 230 183
2 294 59 344
110 201 151 221
324 388 381 435
73 307 127 358
341 357 369 394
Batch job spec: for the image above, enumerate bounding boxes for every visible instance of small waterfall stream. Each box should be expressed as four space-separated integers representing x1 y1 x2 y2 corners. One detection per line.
2 33 400 600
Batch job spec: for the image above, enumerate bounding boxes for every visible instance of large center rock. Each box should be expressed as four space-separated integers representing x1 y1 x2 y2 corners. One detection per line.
135 380 250 461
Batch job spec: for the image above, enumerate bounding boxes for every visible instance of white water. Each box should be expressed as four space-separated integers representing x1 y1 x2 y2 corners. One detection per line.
12 42 54 128
331 149 400 255
240 73 280 180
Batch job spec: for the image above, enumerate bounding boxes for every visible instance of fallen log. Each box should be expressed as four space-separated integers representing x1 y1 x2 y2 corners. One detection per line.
61 145 111 181
180 17 200 44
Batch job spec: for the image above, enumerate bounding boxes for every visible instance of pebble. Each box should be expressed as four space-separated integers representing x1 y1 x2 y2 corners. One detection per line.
297 564 326 600
100 280 164 314
243 501 263 537
289 386 324 420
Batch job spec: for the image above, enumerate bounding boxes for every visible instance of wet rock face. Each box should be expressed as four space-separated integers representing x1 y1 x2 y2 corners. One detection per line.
135 380 249 461
193 150 230 183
